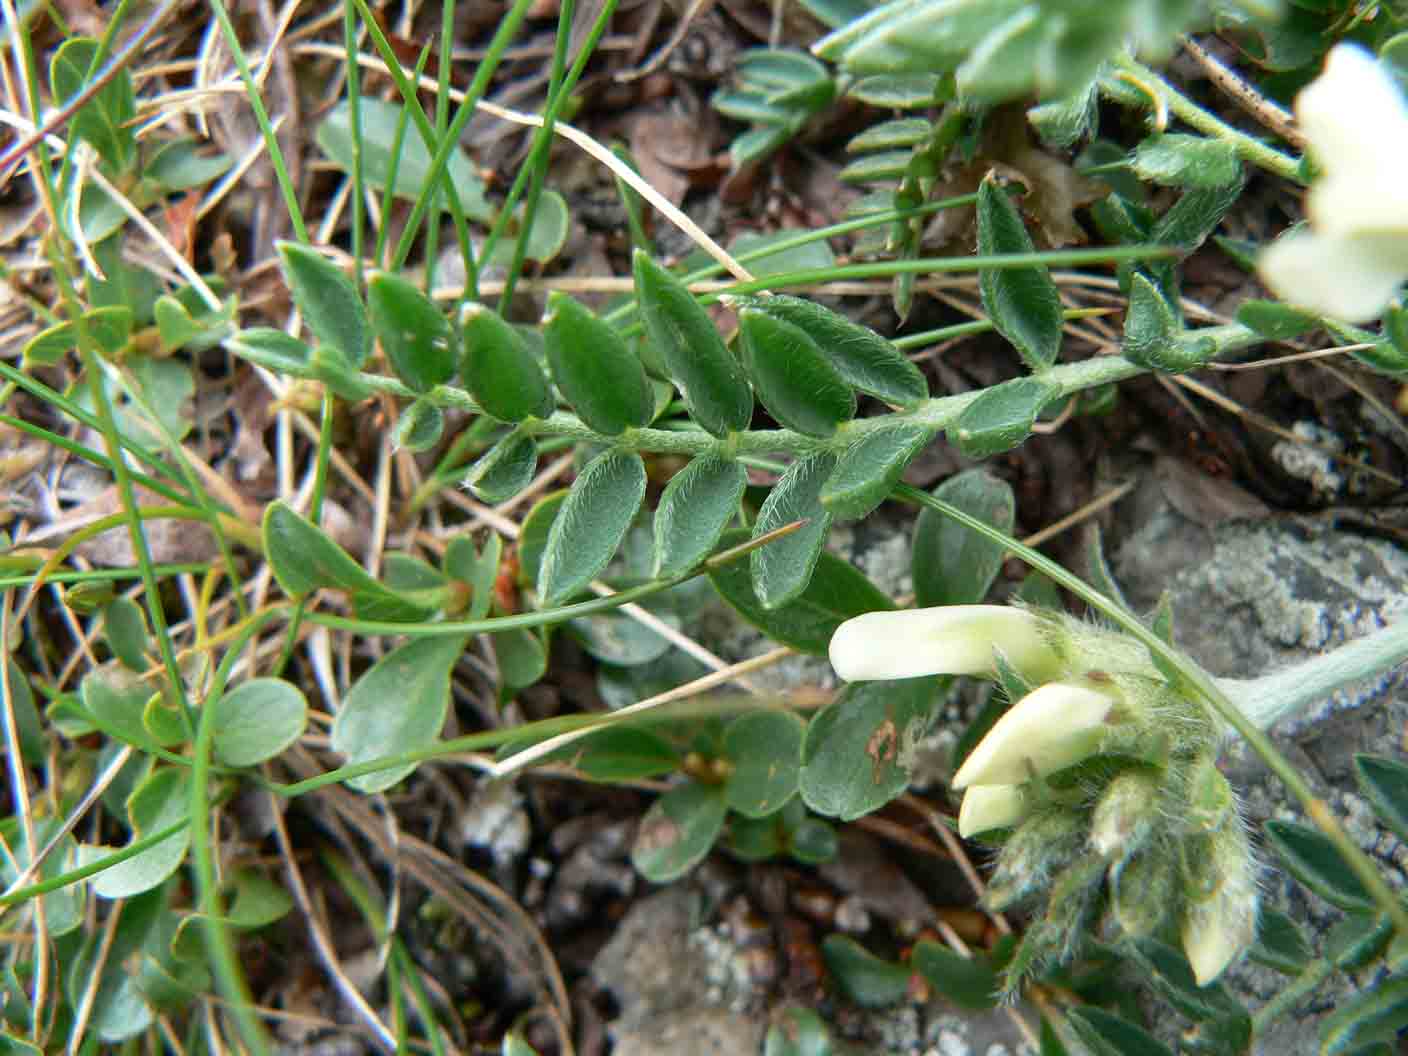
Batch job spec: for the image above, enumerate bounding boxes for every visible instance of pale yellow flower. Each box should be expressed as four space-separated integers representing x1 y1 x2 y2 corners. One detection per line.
951 681 1117 789
1258 44 1408 322
827 605 1059 683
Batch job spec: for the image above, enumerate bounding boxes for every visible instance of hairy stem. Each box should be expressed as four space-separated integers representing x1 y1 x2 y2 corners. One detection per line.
1220 618 1408 730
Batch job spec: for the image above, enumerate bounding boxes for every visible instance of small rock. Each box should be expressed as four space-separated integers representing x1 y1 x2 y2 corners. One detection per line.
458 779 530 864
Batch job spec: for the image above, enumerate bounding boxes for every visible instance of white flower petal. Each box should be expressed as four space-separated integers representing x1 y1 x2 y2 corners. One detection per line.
828 605 1059 683
951 682 1115 789
1257 227 1408 323
1296 44 1408 202
957 784 1028 837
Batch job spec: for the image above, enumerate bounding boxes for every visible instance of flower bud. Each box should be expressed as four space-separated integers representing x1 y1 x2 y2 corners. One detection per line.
1181 822 1258 985
957 783 1028 837
1185 753 1236 834
952 682 1117 790
1111 852 1175 939
985 809 1084 911
1089 771 1160 860
828 605 1060 684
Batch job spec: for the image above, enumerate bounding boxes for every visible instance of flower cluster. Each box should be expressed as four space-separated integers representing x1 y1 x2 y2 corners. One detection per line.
1257 43 1408 323
830 605 1257 987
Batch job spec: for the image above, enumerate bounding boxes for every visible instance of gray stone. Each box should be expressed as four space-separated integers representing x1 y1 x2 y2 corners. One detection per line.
592 886 770 1050
608 1008 767 1056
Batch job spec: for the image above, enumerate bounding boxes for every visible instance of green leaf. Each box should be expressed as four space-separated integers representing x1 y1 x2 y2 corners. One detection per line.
277 242 371 369
821 424 931 521
549 724 681 781
153 297 201 353
1153 175 1245 250
518 491 568 588
847 117 933 152
226 328 315 377
1320 975 1408 1056
1068 1007 1175 1056
368 273 452 392
89 769 191 899
1129 938 1250 1044
723 710 805 818
24 305 131 366
262 501 438 621
332 634 468 793
225 869 295 929
821 935 912 1008
729 230 837 277
0 818 83 937
492 627 548 692
102 597 149 672
537 450 647 605
1027 80 1098 148
393 398 443 452
145 138 232 190
1264 819 1374 911
848 72 946 108
911 941 999 1009
653 455 747 579
1131 134 1241 189
211 678 308 767
464 428 539 504
839 150 913 183
1326 911 1392 970
82 663 160 750
467 532 502 621
733 294 926 407
814 0 1017 77
316 97 493 220
1248 905 1312 974
751 453 836 609
1355 754 1408 844
1 660 44 765
633 250 753 437
948 376 1060 457
799 676 938 820
543 293 653 435
384 553 448 593
710 533 893 654
738 309 855 438
977 179 1063 371
631 781 728 883
461 304 554 422
308 347 371 401
1235 299 1320 341
50 38 136 172
492 191 571 265
1122 273 1214 373
912 468 1015 608
789 816 839 864
142 689 185 747
569 605 672 667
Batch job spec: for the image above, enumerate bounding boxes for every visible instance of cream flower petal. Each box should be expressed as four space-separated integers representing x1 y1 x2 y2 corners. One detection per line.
1257 227 1408 324
957 784 1028 837
951 681 1116 789
1296 44 1408 198
828 605 1059 683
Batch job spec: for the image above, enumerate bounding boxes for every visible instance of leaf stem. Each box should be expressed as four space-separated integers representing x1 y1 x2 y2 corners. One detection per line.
1106 54 1304 184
